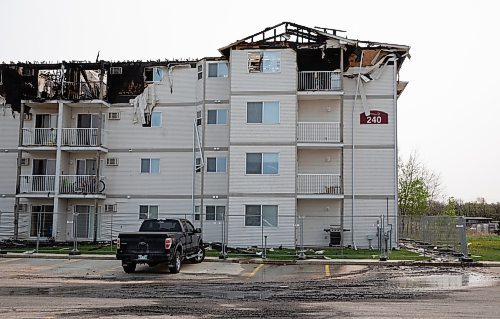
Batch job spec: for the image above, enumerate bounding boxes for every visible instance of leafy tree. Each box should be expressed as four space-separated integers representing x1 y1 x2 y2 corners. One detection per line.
443 197 457 216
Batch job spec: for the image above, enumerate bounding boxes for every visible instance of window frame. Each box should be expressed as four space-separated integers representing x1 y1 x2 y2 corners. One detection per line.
247 51 281 73
246 101 280 124
244 205 279 227
140 158 160 174
206 156 227 173
245 152 279 175
205 205 225 221
139 205 159 220
207 109 228 125
207 62 229 78
144 66 163 82
143 111 162 128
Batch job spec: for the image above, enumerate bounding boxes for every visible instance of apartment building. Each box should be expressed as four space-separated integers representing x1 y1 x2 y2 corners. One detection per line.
0 22 409 249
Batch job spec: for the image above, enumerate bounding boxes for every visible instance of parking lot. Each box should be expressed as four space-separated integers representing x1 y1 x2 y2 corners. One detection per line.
0 257 499 318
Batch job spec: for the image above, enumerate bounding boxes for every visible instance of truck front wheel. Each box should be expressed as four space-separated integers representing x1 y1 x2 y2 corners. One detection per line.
169 250 182 274
122 262 136 273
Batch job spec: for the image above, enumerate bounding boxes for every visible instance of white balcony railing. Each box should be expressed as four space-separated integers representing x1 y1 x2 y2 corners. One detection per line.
59 175 105 194
297 122 341 143
20 175 56 193
298 71 342 91
297 174 342 195
61 128 99 147
22 128 57 146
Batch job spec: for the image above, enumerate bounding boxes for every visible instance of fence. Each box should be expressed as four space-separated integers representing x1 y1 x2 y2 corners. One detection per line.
399 215 468 257
0 210 404 259
298 71 342 91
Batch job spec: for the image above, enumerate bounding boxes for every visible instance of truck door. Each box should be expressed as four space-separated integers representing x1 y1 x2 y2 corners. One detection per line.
185 220 200 253
181 220 194 254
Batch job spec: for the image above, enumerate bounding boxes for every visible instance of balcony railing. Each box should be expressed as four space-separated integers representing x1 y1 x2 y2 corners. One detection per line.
61 128 99 147
297 122 341 143
22 128 57 146
19 175 105 195
20 175 56 193
59 175 105 194
298 71 342 91
297 174 342 195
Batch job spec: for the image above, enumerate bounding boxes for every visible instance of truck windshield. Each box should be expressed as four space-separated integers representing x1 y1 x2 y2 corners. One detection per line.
140 219 182 232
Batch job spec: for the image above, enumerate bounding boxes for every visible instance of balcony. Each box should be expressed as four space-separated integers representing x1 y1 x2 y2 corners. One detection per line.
19 175 105 198
297 122 341 145
298 71 342 92
22 128 57 147
297 174 342 198
61 128 100 147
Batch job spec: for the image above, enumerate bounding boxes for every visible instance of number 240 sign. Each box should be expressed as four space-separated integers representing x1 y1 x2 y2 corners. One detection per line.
360 110 388 124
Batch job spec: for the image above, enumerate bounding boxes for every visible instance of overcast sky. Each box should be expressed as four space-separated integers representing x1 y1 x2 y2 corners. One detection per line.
1 0 498 202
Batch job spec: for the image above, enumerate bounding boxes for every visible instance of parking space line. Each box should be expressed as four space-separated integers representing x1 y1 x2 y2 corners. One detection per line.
247 264 265 278
0 258 21 264
325 264 331 277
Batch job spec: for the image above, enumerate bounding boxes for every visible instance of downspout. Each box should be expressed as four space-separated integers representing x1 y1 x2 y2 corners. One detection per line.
13 102 25 240
351 50 364 249
392 57 399 248
200 61 207 232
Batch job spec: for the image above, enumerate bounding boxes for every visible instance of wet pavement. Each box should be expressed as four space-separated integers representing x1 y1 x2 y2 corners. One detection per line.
0 258 498 318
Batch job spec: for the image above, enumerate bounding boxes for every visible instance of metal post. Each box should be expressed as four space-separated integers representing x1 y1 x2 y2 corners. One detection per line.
298 216 306 260
110 211 114 252
70 212 80 255
35 211 41 253
219 211 227 259
263 235 267 260
380 215 388 261
458 216 472 262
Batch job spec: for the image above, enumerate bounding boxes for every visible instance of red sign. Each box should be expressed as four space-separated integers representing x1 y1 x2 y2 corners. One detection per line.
360 110 388 124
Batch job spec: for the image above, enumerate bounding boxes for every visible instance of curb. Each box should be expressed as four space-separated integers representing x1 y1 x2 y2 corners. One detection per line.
1 253 499 267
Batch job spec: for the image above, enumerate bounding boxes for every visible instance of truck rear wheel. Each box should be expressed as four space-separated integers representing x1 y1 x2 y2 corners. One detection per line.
169 250 182 274
122 262 136 273
193 246 205 263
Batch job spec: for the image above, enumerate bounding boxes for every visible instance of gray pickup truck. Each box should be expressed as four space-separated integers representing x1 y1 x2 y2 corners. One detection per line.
116 218 204 273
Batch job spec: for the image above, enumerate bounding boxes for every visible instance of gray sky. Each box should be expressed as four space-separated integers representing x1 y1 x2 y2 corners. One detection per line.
1 0 498 202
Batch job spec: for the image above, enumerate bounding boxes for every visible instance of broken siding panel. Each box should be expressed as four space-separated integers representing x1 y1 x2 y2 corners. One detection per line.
103 151 193 196
229 95 296 144
229 145 296 194
343 99 395 145
298 99 341 122
342 148 396 196
154 68 197 104
230 49 297 92
343 64 395 96
297 149 341 174
227 196 295 247
106 105 195 149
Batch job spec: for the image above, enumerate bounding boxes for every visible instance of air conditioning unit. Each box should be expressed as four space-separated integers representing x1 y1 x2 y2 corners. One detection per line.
105 204 117 212
18 204 28 212
20 158 30 166
108 112 120 120
106 158 119 166
109 67 122 75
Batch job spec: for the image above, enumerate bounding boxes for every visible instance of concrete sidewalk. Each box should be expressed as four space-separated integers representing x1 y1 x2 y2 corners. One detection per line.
1 252 499 267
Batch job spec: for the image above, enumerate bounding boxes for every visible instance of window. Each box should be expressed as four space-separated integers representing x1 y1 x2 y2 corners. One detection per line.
141 158 160 173
248 51 281 73
208 62 228 78
143 111 162 127
30 205 54 237
139 205 159 219
144 67 163 82
246 153 279 175
207 109 228 125
195 205 200 221
197 65 203 80
196 110 202 126
207 157 227 173
245 205 278 227
206 206 225 221
247 102 279 124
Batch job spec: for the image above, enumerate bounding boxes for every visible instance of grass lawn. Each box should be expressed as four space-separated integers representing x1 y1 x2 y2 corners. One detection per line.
1 243 116 255
468 234 500 261
206 247 429 261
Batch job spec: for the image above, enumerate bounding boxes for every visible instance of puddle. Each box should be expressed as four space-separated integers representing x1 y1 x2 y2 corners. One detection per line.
394 272 496 290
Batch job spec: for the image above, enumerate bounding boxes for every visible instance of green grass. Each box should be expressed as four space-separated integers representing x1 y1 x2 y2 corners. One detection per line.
0 244 116 255
206 247 429 261
468 234 500 261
